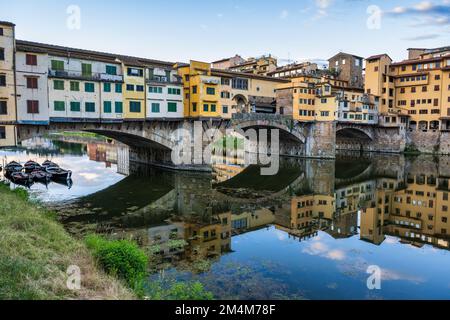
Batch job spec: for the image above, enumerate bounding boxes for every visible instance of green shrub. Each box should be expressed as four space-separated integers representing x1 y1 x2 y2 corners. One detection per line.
147 280 214 300
85 235 148 290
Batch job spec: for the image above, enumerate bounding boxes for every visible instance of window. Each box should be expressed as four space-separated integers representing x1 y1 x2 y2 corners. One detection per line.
70 81 80 91
0 28 3 36
106 65 117 75
115 83 122 93
206 87 215 95
103 101 112 113
70 102 81 112
81 63 92 77
104 83 111 92
192 103 197 112
136 85 144 92
27 100 39 114
422 86 427 92
168 102 177 113
435 85 440 91
51 60 64 71
0 48 4 61
26 54 37 66
211 104 217 112
127 68 143 77
232 78 248 90
168 88 181 95
85 82 95 92
149 86 162 93
151 103 160 113
0 126 5 139
26 77 38 89
114 102 123 113
54 80 64 90
203 104 209 112
192 86 197 94
0 101 6 114
223 105 229 114
127 84 135 91
54 101 65 111
85 102 95 112
129 101 141 113
0 74 5 86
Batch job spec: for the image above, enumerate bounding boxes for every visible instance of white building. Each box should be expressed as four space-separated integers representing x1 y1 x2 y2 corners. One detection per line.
146 67 184 119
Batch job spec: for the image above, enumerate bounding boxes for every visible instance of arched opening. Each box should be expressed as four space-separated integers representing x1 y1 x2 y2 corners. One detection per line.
233 94 248 113
409 121 417 131
430 121 440 131
418 121 428 132
336 128 373 153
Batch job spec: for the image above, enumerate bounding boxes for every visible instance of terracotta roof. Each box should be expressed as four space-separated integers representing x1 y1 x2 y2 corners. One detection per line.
391 56 444 67
211 69 289 83
366 54 392 61
15 40 174 68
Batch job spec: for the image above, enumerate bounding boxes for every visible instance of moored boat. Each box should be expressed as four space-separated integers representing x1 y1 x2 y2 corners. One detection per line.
24 160 43 173
30 170 52 184
46 166 72 181
9 172 33 187
42 160 59 169
4 161 23 173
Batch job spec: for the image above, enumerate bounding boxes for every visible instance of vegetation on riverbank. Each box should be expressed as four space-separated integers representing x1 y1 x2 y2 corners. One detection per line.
0 183 134 300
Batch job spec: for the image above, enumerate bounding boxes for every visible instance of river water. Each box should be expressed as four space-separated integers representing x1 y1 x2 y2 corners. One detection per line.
1 136 450 300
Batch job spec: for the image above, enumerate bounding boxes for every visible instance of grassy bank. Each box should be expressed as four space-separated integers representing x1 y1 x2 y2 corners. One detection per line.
0 183 134 300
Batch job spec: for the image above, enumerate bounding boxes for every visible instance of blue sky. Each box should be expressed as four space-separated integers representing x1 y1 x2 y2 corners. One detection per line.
1 0 449 64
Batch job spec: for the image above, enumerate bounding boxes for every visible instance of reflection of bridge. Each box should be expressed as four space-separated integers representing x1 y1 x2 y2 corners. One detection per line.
16 114 406 170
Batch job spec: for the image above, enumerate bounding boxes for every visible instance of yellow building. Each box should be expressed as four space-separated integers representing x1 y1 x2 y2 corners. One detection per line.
176 61 221 119
365 47 450 131
121 60 146 120
0 21 17 147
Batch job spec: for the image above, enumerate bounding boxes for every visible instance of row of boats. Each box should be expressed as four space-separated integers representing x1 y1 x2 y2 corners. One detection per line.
1 160 72 187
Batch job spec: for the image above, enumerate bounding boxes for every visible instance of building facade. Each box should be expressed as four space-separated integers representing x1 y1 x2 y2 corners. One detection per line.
328 52 364 89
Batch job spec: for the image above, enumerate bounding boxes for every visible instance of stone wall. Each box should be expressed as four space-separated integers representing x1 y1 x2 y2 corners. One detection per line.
406 130 444 154
305 121 336 159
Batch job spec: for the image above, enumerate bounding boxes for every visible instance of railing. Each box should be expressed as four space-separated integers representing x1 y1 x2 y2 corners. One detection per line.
48 69 123 82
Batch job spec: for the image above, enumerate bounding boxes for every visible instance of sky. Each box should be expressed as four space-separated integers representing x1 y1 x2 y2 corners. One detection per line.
1 0 449 64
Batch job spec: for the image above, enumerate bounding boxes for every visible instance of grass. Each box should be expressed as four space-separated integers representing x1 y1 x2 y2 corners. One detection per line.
0 183 134 300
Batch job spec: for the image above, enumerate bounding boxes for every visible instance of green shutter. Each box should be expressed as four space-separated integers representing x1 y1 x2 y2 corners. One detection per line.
211 104 216 112
115 102 123 113
103 101 112 113
54 80 64 90
104 83 111 92
85 102 95 112
54 101 65 111
115 83 122 93
51 60 64 71
207 87 215 95
70 102 81 112
70 81 79 91
203 104 209 112
168 102 177 113
82 63 92 76
130 101 141 113
151 103 160 113
106 65 117 75
85 83 95 92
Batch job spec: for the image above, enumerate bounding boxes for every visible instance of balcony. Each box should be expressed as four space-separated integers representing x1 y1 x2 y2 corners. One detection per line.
48 69 123 82
146 75 182 85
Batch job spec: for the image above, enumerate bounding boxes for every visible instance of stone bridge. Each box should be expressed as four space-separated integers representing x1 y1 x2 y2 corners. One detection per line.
15 115 406 170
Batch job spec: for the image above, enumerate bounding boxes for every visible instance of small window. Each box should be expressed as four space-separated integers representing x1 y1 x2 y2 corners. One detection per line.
115 102 123 113
136 85 144 92
211 104 216 112
192 86 197 94
70 81 80 92
85 102 96 112
129 101 141 113
27 100 39 114
26 54 37 66
104 83 111 92
103 101 112 113
81 63 92 77
115 83 122 93
0 48 5 61
0 74 5 86
126 84 135 91
0 126 5 139
168 102 177 113
51 60 64 71
192 103 197 112
85 82 95 92
151 103 160 113
54 80 64 90
54 101 65 111
0 101 7 114
0 28 3 36
206 87 215 95
26 77 38 89
203 104 209 112
70 102 81 112
127 68 143 77
106 65 117 75
222 105 229 114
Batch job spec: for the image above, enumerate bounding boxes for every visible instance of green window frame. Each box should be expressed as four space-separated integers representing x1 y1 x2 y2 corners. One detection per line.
211 104 216 112
115 102 123 113
54 101 65 111
149 86 163 94
51 60 64 71
206 87 215 95
115 83 122 93
151 103 160 113
106 65 117 75
168 88 181 95
130 101 141 113
103 101 112 113
70 81 80 91
54 80 64 90
168 102 177 113
192 103 197 112
82 63 92 77
70 102 81 112
85 82 95 93
85 102 95 113
104 83 111 92
203 104 209 112
222 105 228 114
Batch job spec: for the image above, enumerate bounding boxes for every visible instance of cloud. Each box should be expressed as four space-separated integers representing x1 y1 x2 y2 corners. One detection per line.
403 33 441 41
302 241 346 261
386 1 450 26
280 9 289 19
315 0 333 17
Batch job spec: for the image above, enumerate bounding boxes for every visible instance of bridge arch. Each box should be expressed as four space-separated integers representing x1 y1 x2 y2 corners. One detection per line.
234 120 306 144
336 124 375 152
